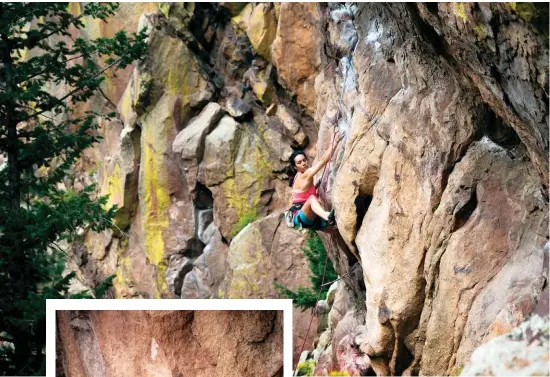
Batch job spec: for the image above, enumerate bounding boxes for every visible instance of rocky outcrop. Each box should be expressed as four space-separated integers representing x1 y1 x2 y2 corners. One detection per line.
460 313 549 376
63 3 548 374
298 3 548 376
56 310 283 377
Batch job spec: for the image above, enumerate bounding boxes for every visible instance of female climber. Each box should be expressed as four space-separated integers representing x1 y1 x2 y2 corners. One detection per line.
286 130 341 230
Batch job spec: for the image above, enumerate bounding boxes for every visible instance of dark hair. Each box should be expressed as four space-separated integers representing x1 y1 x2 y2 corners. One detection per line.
288 150 306 187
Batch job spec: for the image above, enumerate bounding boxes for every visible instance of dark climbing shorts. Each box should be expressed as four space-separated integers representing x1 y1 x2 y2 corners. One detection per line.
293 210 327 230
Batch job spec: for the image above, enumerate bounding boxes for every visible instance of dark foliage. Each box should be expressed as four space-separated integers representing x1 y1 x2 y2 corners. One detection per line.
0 3 147 375
275 231 338 311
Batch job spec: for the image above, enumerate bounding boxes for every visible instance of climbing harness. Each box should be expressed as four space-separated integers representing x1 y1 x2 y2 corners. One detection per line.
284 203 304 230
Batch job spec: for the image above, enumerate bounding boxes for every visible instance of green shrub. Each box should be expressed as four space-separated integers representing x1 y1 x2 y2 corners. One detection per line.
275 230 338 311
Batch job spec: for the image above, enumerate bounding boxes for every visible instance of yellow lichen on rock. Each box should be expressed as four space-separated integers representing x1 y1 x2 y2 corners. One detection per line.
252 81 273 104
139 94 175 297
232 3 254 32
221 131 273 237
247 3 277 60
113 256 133 298
102 161 123 211
474 24 488 41
455 3 468 23
226 225 265 298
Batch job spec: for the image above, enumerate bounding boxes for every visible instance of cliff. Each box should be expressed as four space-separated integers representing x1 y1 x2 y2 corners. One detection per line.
63 3 548 375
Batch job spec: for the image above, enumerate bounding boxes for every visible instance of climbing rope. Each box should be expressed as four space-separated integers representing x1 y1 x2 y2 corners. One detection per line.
295 252 329 375
294 46 357 375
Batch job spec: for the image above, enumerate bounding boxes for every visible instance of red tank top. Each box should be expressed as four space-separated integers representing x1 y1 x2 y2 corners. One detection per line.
292 184 317 204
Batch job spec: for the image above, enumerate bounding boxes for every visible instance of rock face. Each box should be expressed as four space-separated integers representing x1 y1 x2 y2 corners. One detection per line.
272 3 323 114
460 313 549 376
56 310 283 377
65 3 548 374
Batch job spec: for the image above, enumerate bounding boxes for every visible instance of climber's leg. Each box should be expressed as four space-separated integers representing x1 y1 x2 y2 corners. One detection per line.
302 195 330 221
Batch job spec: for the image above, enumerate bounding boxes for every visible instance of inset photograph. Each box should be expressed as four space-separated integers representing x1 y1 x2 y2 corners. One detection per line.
49 300 292 377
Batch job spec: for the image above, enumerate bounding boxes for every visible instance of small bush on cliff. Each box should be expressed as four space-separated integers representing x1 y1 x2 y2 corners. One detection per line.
0 3 147 375
275 230 338 311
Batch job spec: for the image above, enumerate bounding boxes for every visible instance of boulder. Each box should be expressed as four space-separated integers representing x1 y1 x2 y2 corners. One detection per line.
173 102 224 160
172 102 225 191
225 97 252 120
203 123 277 240
332 311 369 376
197 115 241 187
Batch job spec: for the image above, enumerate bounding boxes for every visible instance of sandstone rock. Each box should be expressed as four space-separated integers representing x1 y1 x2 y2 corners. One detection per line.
460 314 550 376
247 3 277 60
172 102 224 191
61 4 548 373
198 115 241 187
317 300 330 333
276 104 302 139
145 28 212 113
205 124 277 240
158 3 195 33
415 138 547 375
173 102 224 160
196 209 214 244
328 4 358 56
220 213 316 362
225 97 252 120
84 229 113 262
328 281 354 332
272 3 322 114
332 311 370 376
57 310 283 377
326 281 339 307
417 3 549 185
181 225 228 299
165 254 195 296
138 93 195 298
231 3 254 32
220 2 248 17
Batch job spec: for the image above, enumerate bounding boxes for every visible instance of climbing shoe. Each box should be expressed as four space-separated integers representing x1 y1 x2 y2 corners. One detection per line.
327 209 336 227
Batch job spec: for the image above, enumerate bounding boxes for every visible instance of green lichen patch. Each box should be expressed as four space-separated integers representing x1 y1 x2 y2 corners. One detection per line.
474 24 488 41
232 209 258 237
296 360 316 376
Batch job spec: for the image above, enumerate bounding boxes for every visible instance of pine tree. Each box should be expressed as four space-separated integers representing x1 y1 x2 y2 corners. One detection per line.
0 3 147 375
275 231 338 311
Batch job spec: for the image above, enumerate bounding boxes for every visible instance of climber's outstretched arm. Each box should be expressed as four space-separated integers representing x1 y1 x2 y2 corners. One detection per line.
302 130 341 180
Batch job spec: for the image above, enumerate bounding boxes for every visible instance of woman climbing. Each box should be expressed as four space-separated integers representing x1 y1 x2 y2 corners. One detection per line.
287 130 342 230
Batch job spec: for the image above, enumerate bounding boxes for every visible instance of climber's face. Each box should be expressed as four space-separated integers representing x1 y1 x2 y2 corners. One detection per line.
294 154 308 173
